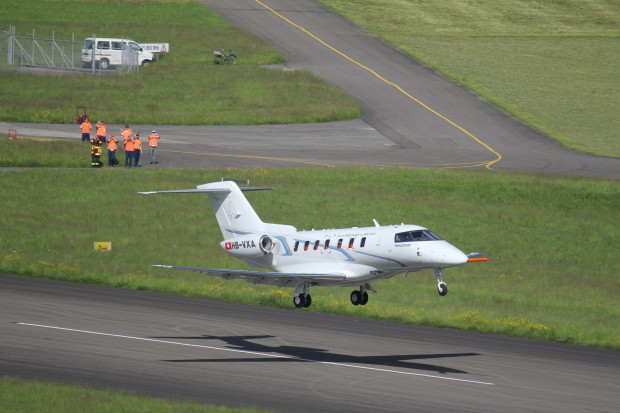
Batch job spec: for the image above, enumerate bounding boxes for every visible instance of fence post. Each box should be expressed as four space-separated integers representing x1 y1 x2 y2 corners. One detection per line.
7 25 15 64
91 34 96 75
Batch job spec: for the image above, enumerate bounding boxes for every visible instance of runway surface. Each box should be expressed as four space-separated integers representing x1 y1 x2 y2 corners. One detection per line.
2 275 618 412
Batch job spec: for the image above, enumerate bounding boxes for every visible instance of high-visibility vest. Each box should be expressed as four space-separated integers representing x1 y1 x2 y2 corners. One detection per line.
96 124 106 137
81 121 91 133
124 140 134 151
133 138 142 151
121 128 132 141
107 138 117 151
148 133 159 147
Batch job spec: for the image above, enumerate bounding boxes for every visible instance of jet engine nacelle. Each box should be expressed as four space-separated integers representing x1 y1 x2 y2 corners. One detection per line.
221 234 274 258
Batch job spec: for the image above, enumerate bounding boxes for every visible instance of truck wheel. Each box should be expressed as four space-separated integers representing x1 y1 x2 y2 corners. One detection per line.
141 60 150 66
99 59 110 70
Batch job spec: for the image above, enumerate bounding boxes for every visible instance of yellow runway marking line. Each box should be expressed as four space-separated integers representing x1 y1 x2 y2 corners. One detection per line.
160 149 337 167
162 149 490 169
254 0 502 170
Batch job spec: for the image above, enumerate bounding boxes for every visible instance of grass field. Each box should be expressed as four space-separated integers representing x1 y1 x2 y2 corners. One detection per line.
0 376 269 413
318 0 620 157
1 140 619 350
0 0 360 125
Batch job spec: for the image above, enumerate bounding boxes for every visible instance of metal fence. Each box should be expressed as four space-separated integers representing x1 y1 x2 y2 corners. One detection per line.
1 26 140 74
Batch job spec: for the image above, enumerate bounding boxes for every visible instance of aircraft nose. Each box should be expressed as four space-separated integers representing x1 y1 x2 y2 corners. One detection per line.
442 244 468 266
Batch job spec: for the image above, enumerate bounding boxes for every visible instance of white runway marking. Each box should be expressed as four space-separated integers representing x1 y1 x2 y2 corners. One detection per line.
17 322 495 386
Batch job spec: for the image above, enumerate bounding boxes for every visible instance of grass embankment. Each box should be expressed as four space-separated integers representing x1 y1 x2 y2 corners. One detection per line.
0 376 269 413
1 144 618 350
318 0 620 157
0 0 360 125
0 137 88 167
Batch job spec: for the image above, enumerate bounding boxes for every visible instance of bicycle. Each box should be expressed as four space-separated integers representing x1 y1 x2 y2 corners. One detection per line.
213 49 237 65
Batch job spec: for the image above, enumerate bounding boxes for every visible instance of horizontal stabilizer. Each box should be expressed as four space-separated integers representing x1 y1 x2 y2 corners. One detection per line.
139 187 273 195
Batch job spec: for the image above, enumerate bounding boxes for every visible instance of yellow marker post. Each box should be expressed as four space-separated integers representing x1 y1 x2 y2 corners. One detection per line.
94 242 112 252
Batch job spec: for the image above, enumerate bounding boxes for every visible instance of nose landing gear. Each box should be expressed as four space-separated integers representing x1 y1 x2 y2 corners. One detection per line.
434 268 448 296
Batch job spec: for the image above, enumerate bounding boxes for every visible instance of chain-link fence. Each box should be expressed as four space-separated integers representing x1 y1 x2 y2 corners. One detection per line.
1 26 141 74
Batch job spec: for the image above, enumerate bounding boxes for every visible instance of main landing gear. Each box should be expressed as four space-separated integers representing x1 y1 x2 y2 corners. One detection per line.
350 283 375 306
434 268 448 296
293 293 312 308
293 283 312 308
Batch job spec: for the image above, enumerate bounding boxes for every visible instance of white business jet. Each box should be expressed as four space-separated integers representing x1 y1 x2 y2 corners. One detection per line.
140 180 488 308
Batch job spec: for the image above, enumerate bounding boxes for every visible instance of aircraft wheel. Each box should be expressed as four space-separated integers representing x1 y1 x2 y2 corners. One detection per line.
294 294 305 308
438 282 448 296
350 290 361 306
360 291 369 305
303 294 312 308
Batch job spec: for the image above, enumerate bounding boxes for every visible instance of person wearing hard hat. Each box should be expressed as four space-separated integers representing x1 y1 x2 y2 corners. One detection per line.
90 137 103 168
148 130 160 164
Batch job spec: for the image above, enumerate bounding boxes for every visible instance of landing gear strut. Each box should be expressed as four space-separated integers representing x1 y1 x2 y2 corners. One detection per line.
434 268 448 296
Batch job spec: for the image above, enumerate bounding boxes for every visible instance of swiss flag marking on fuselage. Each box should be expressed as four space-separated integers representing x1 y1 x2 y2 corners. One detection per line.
225 242 233 250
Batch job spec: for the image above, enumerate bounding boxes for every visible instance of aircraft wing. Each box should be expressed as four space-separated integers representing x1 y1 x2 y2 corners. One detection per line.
152 265 347 286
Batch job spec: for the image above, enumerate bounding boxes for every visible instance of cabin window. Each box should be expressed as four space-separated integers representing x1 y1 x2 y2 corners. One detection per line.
360 237 366 248
349 238 355 249
394 230 442 242
294 241 299 252
324 239 330 249
112 41 124 51
304 241 310 251
314 240 320 251
337 239 343 249
97 41 110 50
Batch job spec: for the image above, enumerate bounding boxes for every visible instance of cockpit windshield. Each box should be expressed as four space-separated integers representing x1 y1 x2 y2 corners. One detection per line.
394 230 442 242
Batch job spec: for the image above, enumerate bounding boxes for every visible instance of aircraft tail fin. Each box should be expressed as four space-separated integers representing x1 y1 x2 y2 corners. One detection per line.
140 180 289 238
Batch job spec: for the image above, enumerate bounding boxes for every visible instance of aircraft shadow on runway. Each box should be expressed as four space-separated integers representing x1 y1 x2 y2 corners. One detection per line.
152 334 479 375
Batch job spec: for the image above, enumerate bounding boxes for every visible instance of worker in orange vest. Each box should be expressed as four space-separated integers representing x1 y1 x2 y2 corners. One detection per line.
124 136 135 168
96 120 107 144
148 130 160 164
121 124 132 143
133 132 142 167
107 134 118 167
80 115 91 143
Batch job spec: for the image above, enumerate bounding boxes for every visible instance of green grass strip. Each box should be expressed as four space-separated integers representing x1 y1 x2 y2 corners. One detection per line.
0 376 270 413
